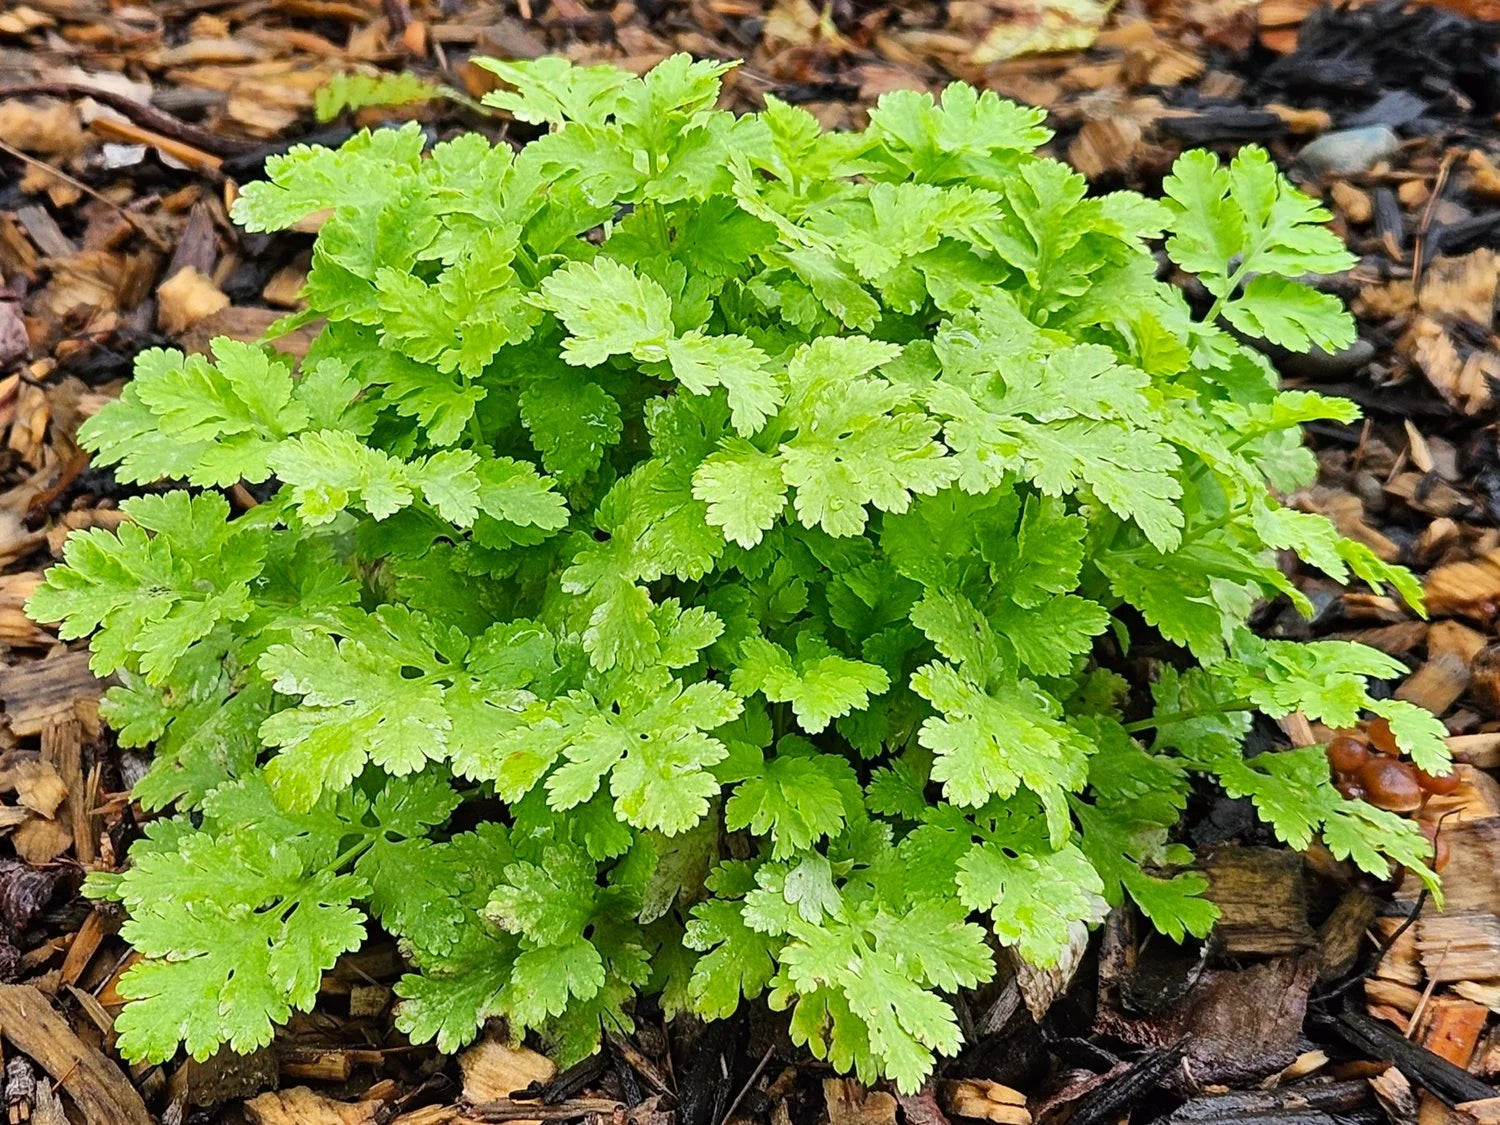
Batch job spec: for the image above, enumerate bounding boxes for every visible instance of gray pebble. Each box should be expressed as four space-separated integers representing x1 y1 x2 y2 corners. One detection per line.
1294 125 1401 177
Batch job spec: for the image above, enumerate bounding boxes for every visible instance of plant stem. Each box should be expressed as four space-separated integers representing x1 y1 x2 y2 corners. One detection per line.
649 200 671 255
465 407 486 450
1123 697 1255 733
1185 503 1251 541
330 836 376 873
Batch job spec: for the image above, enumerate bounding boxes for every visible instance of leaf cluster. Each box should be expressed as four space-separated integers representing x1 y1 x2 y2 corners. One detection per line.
33 56 1446 1090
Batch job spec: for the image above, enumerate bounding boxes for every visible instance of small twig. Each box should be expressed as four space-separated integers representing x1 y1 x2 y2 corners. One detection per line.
49 1058 79 1095
716 1044 773 1125
1405 938 1449 1038
467 1098 624 1122
1412 150 1457 291
0 83 259 156
1122 698 1255 734
383 0 413 32
1313 888 1428 1005
0 139 171 252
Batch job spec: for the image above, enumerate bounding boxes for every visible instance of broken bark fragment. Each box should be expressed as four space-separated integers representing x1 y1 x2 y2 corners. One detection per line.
0 984 149 1125
1202 848 1316 956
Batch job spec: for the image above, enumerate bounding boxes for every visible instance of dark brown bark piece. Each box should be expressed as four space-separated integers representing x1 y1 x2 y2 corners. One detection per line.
1176 956 1320 1089
1331 1010 1497 1106
1317 889 1378 983
1161 1077 1369 1122
1201 847 1315 956
0 984 150 1125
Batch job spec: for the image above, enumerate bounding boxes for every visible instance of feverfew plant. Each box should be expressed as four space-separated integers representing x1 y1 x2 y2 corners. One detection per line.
30 56 1448 1090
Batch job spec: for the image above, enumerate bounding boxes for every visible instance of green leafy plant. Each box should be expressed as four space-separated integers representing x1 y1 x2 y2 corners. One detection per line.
314 71 450 123
31 56 1448 1090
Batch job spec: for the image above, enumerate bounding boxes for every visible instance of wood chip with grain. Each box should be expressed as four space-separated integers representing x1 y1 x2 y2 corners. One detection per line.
0 984 150 1125
244 1087 379 1125
939 1079 1031 1124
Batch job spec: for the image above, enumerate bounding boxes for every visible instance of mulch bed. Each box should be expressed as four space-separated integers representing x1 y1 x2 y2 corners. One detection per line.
2 0 1500 1122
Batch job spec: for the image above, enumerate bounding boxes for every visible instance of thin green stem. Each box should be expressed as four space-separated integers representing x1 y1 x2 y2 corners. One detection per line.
1186 503 1251 541
1186 426 1289 485
648 200 671 255
1111 503 1251 562
329 835 376 874
465 405 486 450
1200 242 1264 330
1123 697 1255 734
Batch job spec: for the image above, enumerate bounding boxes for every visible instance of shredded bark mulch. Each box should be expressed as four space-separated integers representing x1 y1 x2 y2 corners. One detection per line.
2 0 1500 1121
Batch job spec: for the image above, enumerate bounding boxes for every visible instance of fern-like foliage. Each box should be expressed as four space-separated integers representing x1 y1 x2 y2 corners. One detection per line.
32 57 1447 1091
314 72 447 122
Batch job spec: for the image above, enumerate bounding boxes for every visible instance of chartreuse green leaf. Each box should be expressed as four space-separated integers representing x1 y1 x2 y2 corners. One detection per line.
34 55 1437 1093
315 71 445 122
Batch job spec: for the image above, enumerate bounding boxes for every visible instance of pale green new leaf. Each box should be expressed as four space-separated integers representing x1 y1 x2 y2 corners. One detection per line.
537 258 674 367
666 331 783 435
692 439 787 547
956 840 1107 967
733 636 890 733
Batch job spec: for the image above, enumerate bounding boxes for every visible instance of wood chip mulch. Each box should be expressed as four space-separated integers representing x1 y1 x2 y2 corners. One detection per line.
3 0 1500 1122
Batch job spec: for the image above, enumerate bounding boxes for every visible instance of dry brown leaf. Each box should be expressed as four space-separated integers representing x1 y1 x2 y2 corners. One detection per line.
1419 250 1499 328
763 0 848 53
5 759 69 818
1069 116 1144 179
40 250 128 320
157 266 230 335
0 101 86 159
970 0 1116 63
10 813 73 864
